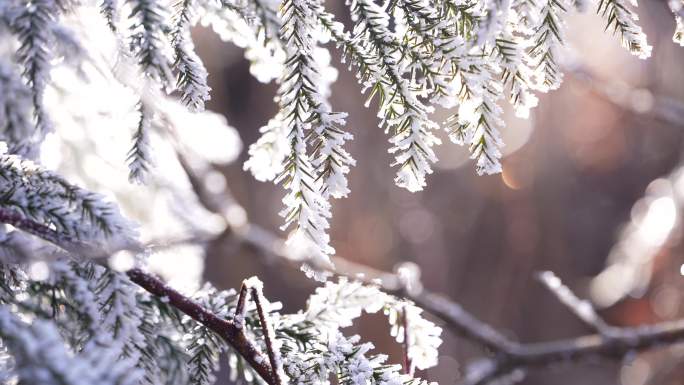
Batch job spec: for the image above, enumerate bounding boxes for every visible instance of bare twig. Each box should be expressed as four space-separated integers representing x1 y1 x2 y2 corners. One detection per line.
6 175 684 385
461 318 684 385
204 210 684 384
234 281 250 327
214 224 684 384
536 271 615 335
402 306 413 376
407 290 519 353
235 277 284 385
250 282 284 385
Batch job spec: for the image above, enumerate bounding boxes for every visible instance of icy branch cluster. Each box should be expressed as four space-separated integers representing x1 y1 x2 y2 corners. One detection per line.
0 0 674 274
0 260 441 385
0 0 681 384
235 0 665 265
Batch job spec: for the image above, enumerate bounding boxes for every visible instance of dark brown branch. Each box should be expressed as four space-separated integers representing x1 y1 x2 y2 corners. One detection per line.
235 281 250 326
401 306 413 376
234 277 283 385
0 207 142 258
0 207 89 254
125 268 277 385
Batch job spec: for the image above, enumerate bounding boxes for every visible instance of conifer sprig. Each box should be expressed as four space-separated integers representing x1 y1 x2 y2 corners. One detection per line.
171 0 211 111
127 0 174 87
0 149 137 254
597 0 652 58
8 0 58 147
128 102 154 184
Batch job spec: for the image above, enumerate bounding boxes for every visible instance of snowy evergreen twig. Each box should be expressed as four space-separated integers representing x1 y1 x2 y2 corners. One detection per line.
1 1 684 384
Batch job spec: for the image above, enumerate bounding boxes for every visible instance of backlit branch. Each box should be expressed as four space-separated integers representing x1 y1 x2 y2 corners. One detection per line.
536 270 614 335
126 269 278 385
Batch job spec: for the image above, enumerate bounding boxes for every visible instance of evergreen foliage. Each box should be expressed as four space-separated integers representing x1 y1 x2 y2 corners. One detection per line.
0 0 680 384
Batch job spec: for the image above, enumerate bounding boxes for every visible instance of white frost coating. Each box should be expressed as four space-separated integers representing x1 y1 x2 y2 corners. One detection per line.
0 151 140 254
350 0 441 193
10 3 244 289
244 275 265 290
0 303 141 385
305 278 442 371
244 116 289 182
128 102 154 184
0 0 678 383
477 0 513 45
264 0 356 273
283 328 436 385
198 0 285 84
127 0 175 87
0 61 34 154
6 0 58 143
96 270 147 366
172 1 211 113
160 99 242 165
597 0 652 59
390 304 443 371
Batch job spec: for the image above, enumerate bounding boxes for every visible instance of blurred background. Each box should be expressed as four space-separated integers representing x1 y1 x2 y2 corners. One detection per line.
189 2 684 384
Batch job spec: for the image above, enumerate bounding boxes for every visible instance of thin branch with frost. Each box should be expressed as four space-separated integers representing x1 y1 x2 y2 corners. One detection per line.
537 271 614 335
244 277 284 385
199 212 684 384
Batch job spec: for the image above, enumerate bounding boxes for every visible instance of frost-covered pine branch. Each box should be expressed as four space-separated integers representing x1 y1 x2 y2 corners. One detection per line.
127 0 174 87
6 0 59 152
0 145 138 255
171 0 210 111
597 0 652 58
0 0 673 248
0 0 683 384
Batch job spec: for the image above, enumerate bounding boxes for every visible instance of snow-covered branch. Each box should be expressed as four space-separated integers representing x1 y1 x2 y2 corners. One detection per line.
126 268 279 385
